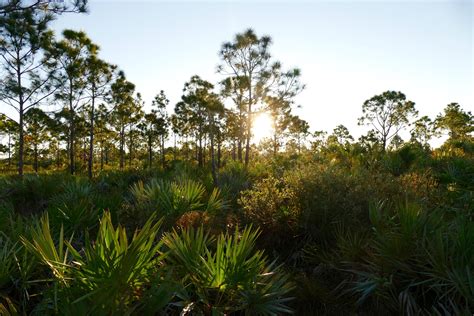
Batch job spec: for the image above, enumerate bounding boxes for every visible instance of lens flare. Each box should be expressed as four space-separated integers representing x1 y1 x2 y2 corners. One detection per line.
252 112 273 143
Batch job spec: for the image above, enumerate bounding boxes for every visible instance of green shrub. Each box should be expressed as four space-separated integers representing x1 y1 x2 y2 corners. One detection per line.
0 234 19 290
350 202 473 314
239 176 300 250
163 226 294 315
0 175 62 215
285 164 381 245
21 211 173 314
218 161 252 205
47 179 102 235
125 178 225 228
240 176 299 227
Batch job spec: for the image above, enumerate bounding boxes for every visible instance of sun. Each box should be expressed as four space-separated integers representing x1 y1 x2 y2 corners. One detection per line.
252 112 274 143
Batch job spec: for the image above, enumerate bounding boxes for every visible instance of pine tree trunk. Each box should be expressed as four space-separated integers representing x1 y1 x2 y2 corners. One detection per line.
209 118 217 186
217 140 221 170
211 135 217 186
244 76 252 167
69 119 75 175
173 133 177 160
34 143 38 173
57 146 61 168
203 136 206 165
238 106 243 162
100 141 104 170
105 143 109 166
161 134 165 169
185 136 189 160
17 60 24 176
245 106 251 165
129 128 133 168
198 135 203 167
83 138 87 164
120 124 125 170
148 135 153 168
69 84 75 175
88 88 95 179
238 140 242 162
8 133 11 167
232 140 236 161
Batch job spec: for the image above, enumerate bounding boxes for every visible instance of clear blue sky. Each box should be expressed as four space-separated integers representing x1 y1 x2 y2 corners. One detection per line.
51 0 473 143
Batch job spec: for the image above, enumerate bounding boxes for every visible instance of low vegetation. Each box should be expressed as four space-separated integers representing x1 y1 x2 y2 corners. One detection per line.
0 135 473 314
0 1 473 315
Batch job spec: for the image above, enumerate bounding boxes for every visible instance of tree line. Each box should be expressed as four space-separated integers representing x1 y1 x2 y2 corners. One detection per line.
1 0 472 181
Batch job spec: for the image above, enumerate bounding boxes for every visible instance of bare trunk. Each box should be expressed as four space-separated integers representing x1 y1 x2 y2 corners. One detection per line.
84 140 87 162
8 133 11 167
173 133 177 160
161 134 165 168
69 119 75 174
100 140 104 170
244 74 252 167
69 83 75 175
210 133 217 186
185 136 189 160
119 124 125 170
129 126 133 167
238 140 242 162
105 143 109 165
17 57 24 176
148 135 153 168
217 139 221 170
203 136 207 165
232 140 236 161
198 135 203 167
33 143 38 173
238 106 243 162
88 88 95 179
56 145 61 168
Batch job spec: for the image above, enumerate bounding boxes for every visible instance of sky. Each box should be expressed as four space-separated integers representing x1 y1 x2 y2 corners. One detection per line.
43 0 474 144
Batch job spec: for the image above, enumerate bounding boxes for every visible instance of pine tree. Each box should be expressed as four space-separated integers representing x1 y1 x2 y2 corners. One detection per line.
0 7 56 175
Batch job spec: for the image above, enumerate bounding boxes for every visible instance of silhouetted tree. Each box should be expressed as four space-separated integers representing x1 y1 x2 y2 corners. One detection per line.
287 115 309 154
24 107 53 172
127 93 144 167
358 91 417 151
0 0 87 15
175 76 214 167
0 113 18 167
218 29 276 166
110 71 136 170
330 124 353 146
266 68 304 156
435 103 473 142
85 52 114 178
0 7 56 175
95 103 114 169
410 115 434 148
220 76 247 162
51 30 97 174
152 90 170 168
